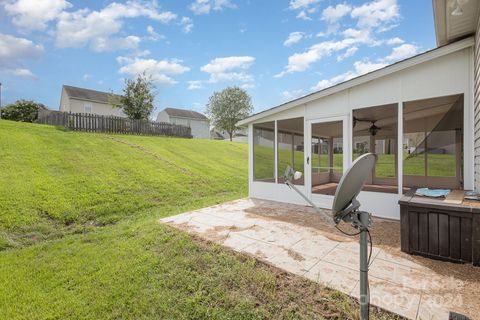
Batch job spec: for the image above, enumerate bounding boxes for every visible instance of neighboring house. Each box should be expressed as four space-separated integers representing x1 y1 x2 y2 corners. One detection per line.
60 85 125 117
237 0 479 220
157 108 209 139
210 127 248 142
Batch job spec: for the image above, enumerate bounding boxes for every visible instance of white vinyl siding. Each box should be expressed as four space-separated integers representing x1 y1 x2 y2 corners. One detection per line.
171 116 210 139
475 16 480 190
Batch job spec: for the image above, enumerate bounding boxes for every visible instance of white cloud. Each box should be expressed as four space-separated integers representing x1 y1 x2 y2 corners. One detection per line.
4 0 72 31
337 46 358 61
201 56 255 85
0 33 43 78
117 56 190 85
146 25 165 41
384 43 417 61
341 28 377 45
289 0 319 10
277 0 402 78
180 17 194 33
350 0 399 30
6 68 37 79
310 79 334 91
240 83 254 90
296 10 312 20
276 35 374 77
282 89 305 100
55 1 177 50
289 0 318 20
189 0 236 15
188 80 202 90
90 36 141 52
353 60 387 74
5 0 190 50
386 37 404 45
283 32 304 47
189 0 210 14
83 74 91 81
321 3 351 23
311 60 387 91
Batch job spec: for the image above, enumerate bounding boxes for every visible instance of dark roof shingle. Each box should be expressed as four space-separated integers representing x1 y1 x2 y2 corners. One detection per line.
164 107 208 120
63 85 120 104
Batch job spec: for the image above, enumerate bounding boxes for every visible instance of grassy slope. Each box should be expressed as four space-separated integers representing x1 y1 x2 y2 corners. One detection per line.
0 121 246 248
0 121 397 319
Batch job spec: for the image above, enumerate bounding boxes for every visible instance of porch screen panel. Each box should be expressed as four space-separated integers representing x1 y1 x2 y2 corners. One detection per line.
352 104 398 193
311 120 343 196
277 117 304 185
403 94 463 191
426 131 456 177
311 137 329 173
253 122 275 182
375 137 396 178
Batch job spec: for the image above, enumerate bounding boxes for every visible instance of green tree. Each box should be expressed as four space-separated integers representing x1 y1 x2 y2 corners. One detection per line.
0 100 46 122
206 86 253 141
116 73 156 120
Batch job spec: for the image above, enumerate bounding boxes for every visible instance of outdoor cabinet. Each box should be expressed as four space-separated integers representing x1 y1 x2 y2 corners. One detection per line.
399 191 480 266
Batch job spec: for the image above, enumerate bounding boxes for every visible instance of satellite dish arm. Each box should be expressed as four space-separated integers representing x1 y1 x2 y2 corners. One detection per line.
334 198 360 224
284 166 335 226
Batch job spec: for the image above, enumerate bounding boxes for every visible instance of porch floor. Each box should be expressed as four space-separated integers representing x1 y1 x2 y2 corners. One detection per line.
160 198 480 320
312 182 408 195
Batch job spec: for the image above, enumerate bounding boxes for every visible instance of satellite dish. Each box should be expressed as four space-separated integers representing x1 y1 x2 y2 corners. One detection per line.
332 153 376 224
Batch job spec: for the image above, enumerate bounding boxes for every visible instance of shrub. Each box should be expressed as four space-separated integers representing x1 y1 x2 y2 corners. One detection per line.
0 100 46 122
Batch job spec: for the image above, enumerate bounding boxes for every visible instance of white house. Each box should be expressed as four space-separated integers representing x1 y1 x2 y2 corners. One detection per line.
210 127 248 142
60 85 125 117
157 108 210 139
237 0 479 220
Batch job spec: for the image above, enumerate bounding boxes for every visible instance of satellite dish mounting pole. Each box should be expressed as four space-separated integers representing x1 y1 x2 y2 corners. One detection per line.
358 210 371 320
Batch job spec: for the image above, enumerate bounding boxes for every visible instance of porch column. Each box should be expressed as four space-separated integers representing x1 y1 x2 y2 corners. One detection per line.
248 124 253 197
329 137 334 179
398 102 404 195
274 120 278 183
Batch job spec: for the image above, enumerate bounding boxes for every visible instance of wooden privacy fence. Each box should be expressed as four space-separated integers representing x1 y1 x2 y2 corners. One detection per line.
36 110 192 138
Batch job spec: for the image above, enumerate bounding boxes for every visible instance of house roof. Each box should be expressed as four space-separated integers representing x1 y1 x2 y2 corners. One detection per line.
237 36 474 126
163 107 208 120
63 85 120 104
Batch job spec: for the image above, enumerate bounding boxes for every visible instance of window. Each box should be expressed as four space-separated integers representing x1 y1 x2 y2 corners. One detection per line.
403 94 463 190
84 103 92 114
277 117 304 185
253 122 275 182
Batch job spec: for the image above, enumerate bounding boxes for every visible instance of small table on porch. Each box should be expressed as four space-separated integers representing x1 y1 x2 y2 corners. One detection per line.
399 189 480 266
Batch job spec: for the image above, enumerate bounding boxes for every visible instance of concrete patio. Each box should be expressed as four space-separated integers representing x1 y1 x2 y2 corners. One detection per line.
160 198 479 320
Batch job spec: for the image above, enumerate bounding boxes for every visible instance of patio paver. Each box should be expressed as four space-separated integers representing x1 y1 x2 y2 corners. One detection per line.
160 198 474 319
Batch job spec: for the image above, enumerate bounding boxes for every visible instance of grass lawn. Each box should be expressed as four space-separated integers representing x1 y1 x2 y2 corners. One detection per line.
0 120 398 319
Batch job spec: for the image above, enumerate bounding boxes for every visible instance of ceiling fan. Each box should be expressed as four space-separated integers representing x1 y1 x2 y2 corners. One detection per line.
352 116 382 136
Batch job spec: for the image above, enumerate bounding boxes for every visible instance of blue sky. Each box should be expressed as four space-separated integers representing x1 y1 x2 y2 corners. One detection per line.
0 0 435 118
